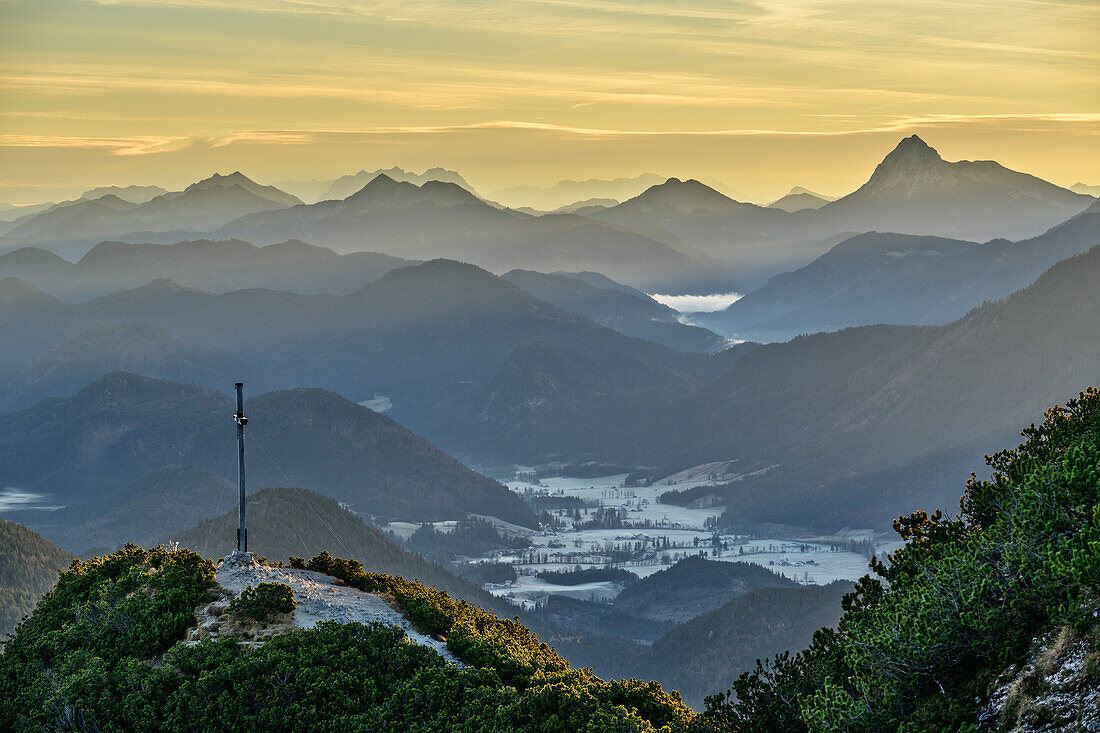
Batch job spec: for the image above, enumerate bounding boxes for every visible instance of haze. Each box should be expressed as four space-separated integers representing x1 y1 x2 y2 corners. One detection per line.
2 0 1098 204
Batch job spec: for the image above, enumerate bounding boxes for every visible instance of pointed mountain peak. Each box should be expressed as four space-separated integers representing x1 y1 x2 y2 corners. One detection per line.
344 173 409 200
859 135 953 193
345 174 483 208
627 176 744 212
367 172 399 186
184 172 302 206
190 171 256 189
787 186 833 199
883 135 942 164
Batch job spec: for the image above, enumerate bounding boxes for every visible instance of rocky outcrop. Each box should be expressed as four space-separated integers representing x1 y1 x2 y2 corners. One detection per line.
186 551 461 664
981 622 1100 732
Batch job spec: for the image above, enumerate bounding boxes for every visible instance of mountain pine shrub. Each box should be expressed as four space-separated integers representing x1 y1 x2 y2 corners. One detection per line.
703 387 1100 732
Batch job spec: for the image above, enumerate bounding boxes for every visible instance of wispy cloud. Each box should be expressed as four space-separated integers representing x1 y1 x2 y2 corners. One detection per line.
209 113 1100 145
0 134 191 155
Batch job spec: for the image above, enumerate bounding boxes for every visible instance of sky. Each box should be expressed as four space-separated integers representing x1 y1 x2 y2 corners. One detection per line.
1 0 1097 204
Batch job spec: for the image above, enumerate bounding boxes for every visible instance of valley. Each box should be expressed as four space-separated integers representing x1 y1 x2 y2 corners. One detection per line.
385 470 896 610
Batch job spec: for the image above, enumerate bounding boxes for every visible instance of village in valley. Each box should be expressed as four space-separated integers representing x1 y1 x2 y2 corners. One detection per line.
386 463 899 610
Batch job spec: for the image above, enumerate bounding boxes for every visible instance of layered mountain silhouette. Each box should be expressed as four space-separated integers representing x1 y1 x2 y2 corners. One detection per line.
5 137 1083 292
699 199 1100 340
490 173 665 210
0 372 537 528
465 241 1100 527
590 177 831 285
0 238 412 301
810 135 1091 241
0 322 246 412
320 166 478 201
216 174 729 292
589 137 1093 285
502 269 729 352
11 238 1098 531
79 184 168 204
0 260 726 443
767 186 833 212
0 173 301 254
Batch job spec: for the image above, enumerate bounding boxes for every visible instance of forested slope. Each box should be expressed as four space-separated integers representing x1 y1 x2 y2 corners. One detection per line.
700 387 1100 731
0 519 73 638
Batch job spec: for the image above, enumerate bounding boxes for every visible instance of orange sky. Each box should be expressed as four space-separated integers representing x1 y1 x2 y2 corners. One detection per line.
1 0 1097 204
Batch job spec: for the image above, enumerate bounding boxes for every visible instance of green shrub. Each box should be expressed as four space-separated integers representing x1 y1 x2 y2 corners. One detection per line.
702 387 1100 733
229 582 296 623
289 550 694 730
0 543 693 731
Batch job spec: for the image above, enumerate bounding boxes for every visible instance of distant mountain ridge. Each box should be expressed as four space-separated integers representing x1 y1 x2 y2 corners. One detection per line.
0 172 302 257
79 185 168 204
0 372 538 528
0 322 246 412
591 136 1093 285
320 166 478 201
768 186 832 212
502 269 730 353
698 199 1100 340
490 173 665 210
810 135 1092 241
215 174 731 292
0 238 413 301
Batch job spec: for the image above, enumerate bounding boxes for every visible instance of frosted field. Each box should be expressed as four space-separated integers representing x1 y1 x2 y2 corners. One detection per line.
503 533 895 585
507 473 728 531
382 520 460 541
390 470 898 606
484 576 621 609
497 471 899 593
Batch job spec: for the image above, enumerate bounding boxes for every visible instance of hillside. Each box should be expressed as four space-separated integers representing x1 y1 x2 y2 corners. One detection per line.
702 388 1100 731
0 259 726 454
0 545 695 731
469 243 1100 529
0 519 73 638
696 231 978 340
169 486 503 610
502 269 729 352
639 582 851 710
613 556 798 623
0 373 538 529
0 322 246 412
3 465 235 554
